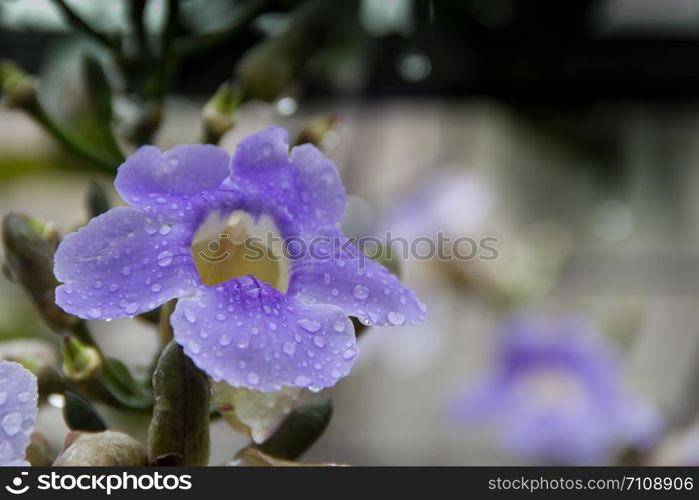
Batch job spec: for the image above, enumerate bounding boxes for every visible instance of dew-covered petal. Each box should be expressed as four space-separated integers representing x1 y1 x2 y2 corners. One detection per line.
228 127 347 234
0 361 38 466
171 276 357 392
115 144 231 217
54 207 198 320
288 232 426 327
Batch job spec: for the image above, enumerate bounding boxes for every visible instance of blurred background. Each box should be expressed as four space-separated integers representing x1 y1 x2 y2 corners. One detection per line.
2 0 699 465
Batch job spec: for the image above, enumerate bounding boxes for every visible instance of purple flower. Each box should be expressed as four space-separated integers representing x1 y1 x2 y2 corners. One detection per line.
54 127 425 391
452 313 662 465
0 361 38 466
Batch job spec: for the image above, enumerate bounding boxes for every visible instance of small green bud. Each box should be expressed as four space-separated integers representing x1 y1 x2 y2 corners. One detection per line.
0 61 37 110
295 115 337 148
147 341 210 466
253 399 332 460
235 35 303 102
2 213 75 331
61 335 101 383
202 82 244 144
53 431 146 466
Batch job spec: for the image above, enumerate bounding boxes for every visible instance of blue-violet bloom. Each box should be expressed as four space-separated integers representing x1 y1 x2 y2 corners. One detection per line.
0 360 38 466
54 128 426 391
452 313 662 465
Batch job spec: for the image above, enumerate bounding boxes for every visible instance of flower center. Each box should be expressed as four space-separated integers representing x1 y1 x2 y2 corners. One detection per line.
516 368 587 407
191 211 289 292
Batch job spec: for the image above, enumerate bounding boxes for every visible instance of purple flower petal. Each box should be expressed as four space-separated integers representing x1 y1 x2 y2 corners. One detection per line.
229 127 347 235
54 207 199 320
288 231 426 326
171 276 357 392
115 144 231 217
0 361 37 467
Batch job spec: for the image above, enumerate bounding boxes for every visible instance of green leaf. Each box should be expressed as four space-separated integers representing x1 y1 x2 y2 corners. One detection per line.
101 357 152 410
253 398 333 460
63 390 107 432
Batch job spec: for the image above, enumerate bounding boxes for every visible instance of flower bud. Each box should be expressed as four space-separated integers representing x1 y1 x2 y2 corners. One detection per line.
2 213 76 331
53 431 146 466
234 35 302 102
26 431 53 466
147 341 210 466
235 3 327 101
0 61 37 110
202 82 244 144
61 335 101 383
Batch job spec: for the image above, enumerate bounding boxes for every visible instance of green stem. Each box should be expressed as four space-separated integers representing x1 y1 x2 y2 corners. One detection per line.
27 101 119 173
69 320 102 356
49 0 120 51
128 0 151 58
151 0 179 99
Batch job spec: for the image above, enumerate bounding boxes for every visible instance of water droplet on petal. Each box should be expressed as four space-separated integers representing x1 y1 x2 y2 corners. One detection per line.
157 250 174 267
342 348 357 360
188 340 200 354
2 413 22 436
387 311 406 325
17 392 31 403
313 336 326 348
283 342 296 355
297 318 321 333
218 334 231 346
247 372 260 385
93 281 103 289
125 303 139 314
333 320 346 332
88 308 101 319
184 309 196 324
294 375 311 387
121 266 131 276
216 313 226 321
159 224 172 235
353 285 369 300
151 284 162 292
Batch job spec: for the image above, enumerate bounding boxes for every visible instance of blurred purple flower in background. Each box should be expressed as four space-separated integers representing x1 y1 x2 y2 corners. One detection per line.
0 360 37 466
451 313 662 465
378 170 495 242
54 128 425 392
